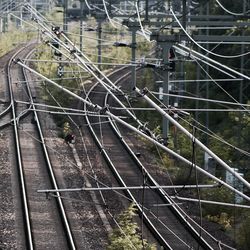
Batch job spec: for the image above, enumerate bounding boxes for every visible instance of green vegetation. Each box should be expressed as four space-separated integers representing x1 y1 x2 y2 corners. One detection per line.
237 211 250 250
34 44 82 131
108 203 156 250
0 27 34 56
4 4 247 247
128 2 250 248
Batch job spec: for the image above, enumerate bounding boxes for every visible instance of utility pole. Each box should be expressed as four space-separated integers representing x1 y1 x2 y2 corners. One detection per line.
20 5 23 29
182 0 187 29
97 20 102 72
131 27 137 93
205 2 210 145
122 20 140 94
240 0 247 104
3 14 8 33
94 13 106 73
63 0 68 33
79 0 84 51
195 4 202 122
145 0 149 23
150 32 173 143
162 44 171 143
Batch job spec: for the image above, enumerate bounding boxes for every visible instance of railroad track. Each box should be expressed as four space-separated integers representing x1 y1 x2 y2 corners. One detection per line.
6 44 76 249
83 66 222 249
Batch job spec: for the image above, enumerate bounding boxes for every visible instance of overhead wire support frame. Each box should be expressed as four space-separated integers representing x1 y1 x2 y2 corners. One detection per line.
14 60 250 203
134 87 250 191
122 20 141 93
149 31 175 141
37 184 219 193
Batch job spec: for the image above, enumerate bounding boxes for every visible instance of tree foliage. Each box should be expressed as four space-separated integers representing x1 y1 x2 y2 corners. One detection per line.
107 203 156 250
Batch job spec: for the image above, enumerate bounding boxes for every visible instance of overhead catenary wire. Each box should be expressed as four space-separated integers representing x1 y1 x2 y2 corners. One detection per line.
24 59 136 67
14 43 246 250
176 112 250 158
150 92 250 108
175 47 237 79
135 87 250 192
193 58 250 114
16 59 250 202
84 0 94 10
175 44 250 81
171 8 250 59
102 0 117 28
14 3 249 248
215 0 249 16
17 9 246 246
172 196 250 209
108 107 250 112
135 1 151 42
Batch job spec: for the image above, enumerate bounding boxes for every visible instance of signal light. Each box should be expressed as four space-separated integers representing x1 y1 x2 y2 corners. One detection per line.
57 65 64 77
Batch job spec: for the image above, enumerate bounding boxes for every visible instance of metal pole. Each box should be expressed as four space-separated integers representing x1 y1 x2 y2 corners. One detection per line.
240 0 246 103
131 27 137 93
205 2 210 145
15 61 250 201
162 44 171 142
37 184 218 193
80 0 84 51
97 20 102 72
63 0 68 33
145 0 149 22
195 5 203 121
134 87 250 191
182 0 186 29
3 14 7 33
172 196 250 209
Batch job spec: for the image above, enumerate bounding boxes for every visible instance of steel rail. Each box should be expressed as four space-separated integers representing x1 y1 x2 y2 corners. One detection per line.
22 49 76 250
84 67 173 249
7 45 34 249
103 74 215 249
0 103 12 118
104 97 222 249
15 59 250 202
84 65 217 249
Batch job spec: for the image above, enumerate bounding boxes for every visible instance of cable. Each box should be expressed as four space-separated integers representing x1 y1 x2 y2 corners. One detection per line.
140 170 146 249
30 63 136 244
102 0 117 28
174 125 196 196
175 43 250 81
215 0 249 16
194 58 250 114
192 126 203 246
135 0 150 42
151 91 250 108
180 116 250 158
171 8 250 59
149 89 250 158
84 0 94 10
21 125 234 249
